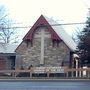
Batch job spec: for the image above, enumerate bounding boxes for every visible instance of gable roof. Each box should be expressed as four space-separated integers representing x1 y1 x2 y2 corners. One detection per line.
23 15 61 41
44 16 77 51
22 15 77 51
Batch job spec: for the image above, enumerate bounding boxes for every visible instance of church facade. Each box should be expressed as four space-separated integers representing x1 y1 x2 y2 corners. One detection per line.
15 15 77 70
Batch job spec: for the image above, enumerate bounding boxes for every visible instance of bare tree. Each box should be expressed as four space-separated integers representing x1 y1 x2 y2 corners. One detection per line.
0 5 19 44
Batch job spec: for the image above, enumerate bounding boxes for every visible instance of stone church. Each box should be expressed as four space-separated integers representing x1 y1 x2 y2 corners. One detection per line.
15 15 77 69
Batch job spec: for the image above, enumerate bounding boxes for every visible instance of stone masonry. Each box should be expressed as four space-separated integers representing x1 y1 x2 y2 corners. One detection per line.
15 27 70 69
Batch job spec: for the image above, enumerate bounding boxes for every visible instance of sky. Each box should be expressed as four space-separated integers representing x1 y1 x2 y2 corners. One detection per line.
0 0 90 40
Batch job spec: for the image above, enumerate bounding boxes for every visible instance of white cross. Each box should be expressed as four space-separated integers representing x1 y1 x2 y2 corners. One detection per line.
35 27 50 65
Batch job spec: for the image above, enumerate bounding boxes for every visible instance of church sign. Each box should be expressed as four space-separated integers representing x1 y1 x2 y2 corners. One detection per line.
33 67 64 73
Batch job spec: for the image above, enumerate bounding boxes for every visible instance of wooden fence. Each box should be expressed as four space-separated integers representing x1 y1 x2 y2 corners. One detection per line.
0 67 90 79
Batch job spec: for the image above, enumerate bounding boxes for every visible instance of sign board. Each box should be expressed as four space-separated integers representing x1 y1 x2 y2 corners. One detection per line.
33 67 64 73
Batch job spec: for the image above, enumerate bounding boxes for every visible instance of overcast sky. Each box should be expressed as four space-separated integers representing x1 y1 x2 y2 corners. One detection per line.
0 0 90 38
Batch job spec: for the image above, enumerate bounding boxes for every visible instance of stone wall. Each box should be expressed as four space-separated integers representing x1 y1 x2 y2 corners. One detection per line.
15 27 70 69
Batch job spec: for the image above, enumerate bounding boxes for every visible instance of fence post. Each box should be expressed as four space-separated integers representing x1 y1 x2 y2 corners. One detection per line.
79 68 81 78
30 68 33 78
12 71 15 77
30 70 32 78
89 70 90 78
71 71 73 78
87 69 90 78
66 72 68 78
